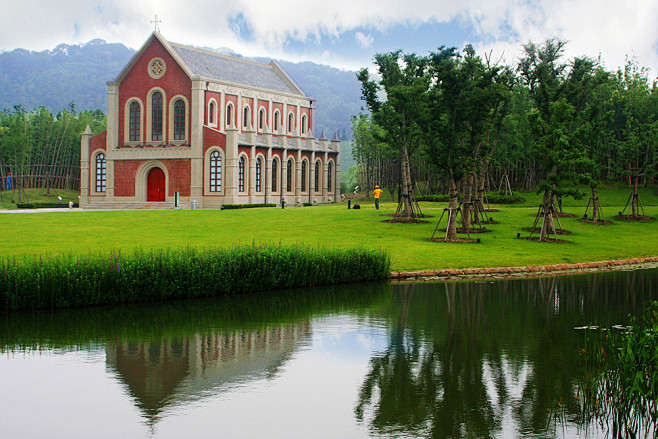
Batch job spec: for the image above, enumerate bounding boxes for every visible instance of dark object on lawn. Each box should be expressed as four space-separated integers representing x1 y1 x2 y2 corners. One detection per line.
353 204 361 209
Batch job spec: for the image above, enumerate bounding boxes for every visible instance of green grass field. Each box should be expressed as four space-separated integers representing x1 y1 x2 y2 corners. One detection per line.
0 187 656 272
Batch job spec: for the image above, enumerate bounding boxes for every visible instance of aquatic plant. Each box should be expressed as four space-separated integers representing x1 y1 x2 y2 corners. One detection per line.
0 245 391 311
577 301 658 438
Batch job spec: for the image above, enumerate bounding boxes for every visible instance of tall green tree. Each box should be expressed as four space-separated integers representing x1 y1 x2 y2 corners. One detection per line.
421 45 510 240
518 39 585 239
351 114 398 200
611 60 658 215
358 51 429 220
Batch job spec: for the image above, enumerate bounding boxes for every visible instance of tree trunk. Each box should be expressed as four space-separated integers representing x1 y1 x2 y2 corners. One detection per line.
540 189 555 241
590 185 599 222
461 171 474 231
477 160 488 209
631 176 638 216
446 176 459 241
400 142 412 218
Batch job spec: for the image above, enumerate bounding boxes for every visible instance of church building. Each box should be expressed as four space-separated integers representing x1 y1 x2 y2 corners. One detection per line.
80 32 341 209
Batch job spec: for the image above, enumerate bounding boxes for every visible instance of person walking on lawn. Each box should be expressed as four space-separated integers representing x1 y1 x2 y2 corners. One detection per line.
373 185 383 210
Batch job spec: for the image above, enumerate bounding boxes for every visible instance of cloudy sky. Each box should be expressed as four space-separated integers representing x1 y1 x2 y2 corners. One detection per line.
2 0 657 77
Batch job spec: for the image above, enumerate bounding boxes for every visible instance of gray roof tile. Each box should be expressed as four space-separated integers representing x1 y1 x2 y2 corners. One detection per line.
171 44 302 96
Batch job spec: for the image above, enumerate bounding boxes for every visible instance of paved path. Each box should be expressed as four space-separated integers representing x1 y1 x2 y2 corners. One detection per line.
0 208 93 213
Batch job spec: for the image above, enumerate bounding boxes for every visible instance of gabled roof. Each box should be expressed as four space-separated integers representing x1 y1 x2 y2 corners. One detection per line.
113 32 306 97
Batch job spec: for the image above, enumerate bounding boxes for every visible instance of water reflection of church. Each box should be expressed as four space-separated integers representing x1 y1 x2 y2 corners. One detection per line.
105 322 311 422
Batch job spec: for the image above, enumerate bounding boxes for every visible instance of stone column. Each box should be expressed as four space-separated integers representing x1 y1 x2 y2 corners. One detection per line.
220 91 226 132
249 145 256 203
190 79 205 206
323 151 329 203
225 128 239 204
310 151 315 205
331 137 342 203
105 83 119 201
79 125 93 207
281 148 288 206
265 146 272 205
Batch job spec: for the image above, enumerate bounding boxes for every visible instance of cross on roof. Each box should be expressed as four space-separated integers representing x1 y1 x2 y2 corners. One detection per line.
150 15 161 32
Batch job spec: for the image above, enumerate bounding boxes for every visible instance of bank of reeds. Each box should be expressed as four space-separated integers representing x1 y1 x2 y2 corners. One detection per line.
0 245 391 311
577 301 658 437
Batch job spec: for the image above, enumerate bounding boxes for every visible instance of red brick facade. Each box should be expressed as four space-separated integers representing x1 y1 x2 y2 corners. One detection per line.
80 32 340 209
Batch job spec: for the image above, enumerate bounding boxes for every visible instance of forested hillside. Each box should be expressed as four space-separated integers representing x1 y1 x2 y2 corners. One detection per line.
0 39 361 139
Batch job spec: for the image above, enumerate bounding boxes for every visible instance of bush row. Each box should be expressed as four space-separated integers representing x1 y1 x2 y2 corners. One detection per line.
15 202 79 209
0 245 391 311
220 203 276 209
416 194 524 204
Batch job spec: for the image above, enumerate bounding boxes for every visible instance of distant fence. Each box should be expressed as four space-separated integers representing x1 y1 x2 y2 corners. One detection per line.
0 164 80 192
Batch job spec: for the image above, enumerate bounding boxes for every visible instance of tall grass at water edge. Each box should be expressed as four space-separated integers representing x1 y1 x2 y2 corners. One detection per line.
0 245 391 311
576 301 658 438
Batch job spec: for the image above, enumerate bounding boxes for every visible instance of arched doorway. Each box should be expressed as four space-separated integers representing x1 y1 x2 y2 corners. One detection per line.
147 167 166 202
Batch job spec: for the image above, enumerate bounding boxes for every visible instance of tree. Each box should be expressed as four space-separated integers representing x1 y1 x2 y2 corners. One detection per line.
611 60 658 217
351 114 398 200
518 39 584 240
357 51 429 220
422 45 510 240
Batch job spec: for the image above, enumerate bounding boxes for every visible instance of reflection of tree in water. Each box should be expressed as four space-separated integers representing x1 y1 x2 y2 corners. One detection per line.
356 282 501 438
355 272 658 438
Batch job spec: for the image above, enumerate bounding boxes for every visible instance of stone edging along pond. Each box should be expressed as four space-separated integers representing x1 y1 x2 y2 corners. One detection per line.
391 256 658 282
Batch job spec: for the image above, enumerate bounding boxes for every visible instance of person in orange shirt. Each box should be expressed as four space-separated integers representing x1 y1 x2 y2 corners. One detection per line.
373 185 383 210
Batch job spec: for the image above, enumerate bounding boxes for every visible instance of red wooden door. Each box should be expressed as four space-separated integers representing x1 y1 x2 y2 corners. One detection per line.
147 167 166 202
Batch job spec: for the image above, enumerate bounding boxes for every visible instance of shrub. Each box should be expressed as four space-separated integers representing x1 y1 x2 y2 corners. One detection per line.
0 245 391 311
221 203 276 209
15 202 79 209
577 301 658 437
417 194 524 204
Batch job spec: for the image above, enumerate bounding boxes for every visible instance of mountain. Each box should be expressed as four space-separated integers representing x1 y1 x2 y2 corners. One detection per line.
0 39 362 139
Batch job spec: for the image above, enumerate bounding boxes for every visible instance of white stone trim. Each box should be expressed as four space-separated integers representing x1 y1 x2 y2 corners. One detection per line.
238 152 249 194
135 160 169 201
123 98 144 146
146 87 167 145
168 94 190 146
207 98 219 128
204 146 225 196
91 149 107 196
148 57 167 79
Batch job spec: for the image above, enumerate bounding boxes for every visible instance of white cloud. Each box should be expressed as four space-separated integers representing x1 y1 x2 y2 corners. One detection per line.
355 32 374 49
0 0 656 77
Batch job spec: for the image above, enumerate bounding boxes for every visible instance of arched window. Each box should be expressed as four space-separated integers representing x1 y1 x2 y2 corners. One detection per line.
256 157 262 192
288 113 294 133
151 92 163 141
243 106 249 128
210 151 222 192
173 99 186 141
273 111 279 132
95 153 106 193
226 103 233 127
286 158 293 192
328 161 333 192
301 115 307 135
314 161 321 192
209 101 215 125
238 156 245 192
271 157 278 192
129 102 140 141
301 160 307 192
259 108 265 130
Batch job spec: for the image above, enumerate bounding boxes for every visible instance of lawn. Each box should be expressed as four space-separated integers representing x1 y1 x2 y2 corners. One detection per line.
0 187 656 272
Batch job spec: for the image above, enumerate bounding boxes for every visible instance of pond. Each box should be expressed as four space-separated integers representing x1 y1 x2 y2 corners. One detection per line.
1 268 657 438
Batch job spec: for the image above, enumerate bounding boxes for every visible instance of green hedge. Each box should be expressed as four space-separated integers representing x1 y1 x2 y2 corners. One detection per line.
0 245 391 311
221 203 276 209
417 194 524 204
15 202 79 209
